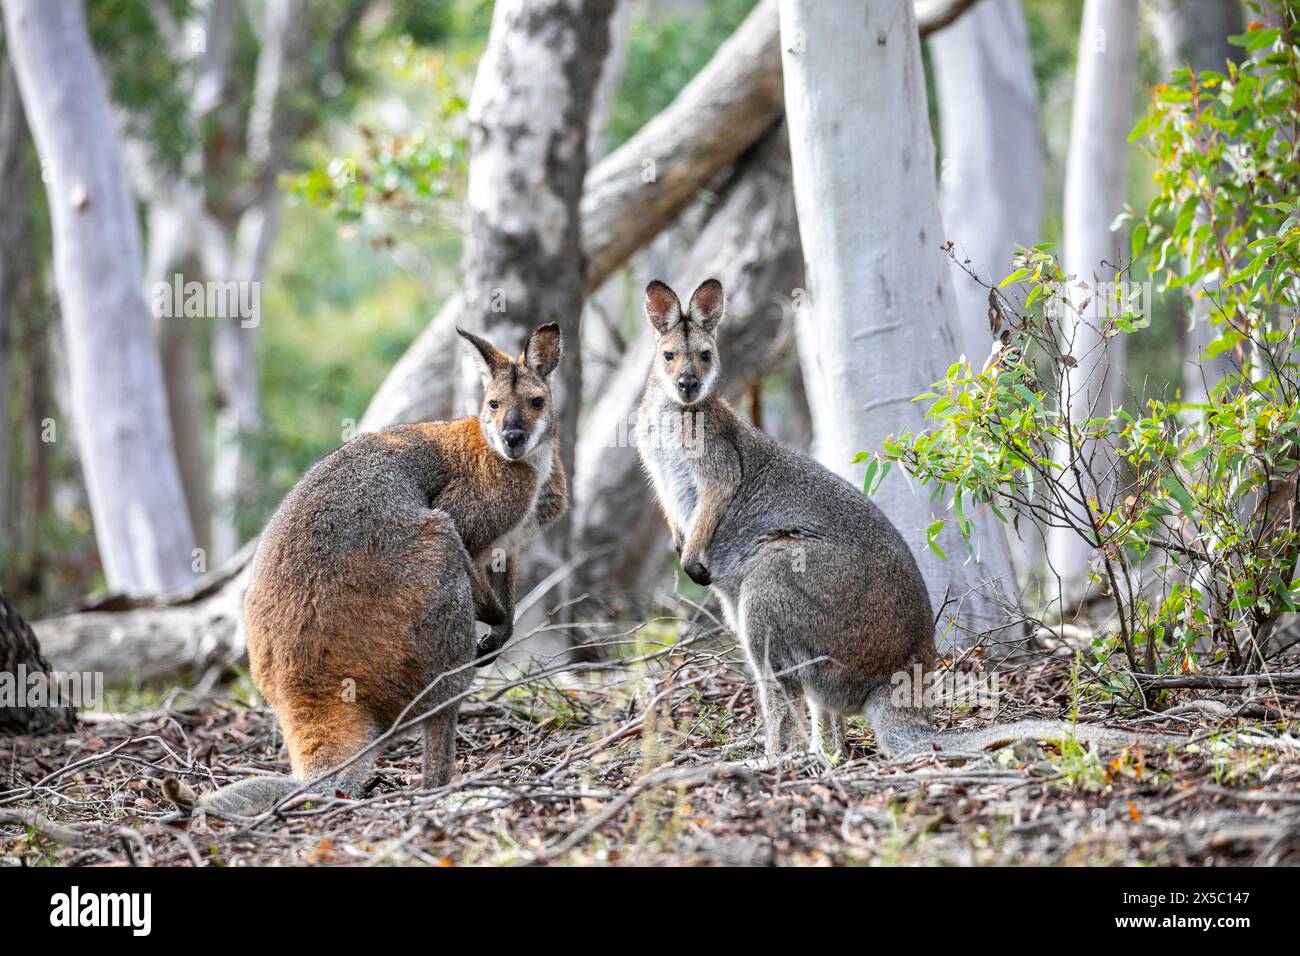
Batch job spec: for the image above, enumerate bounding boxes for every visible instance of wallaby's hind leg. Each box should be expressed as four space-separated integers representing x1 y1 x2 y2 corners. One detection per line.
773 683 806 755
282 700 378 797
421 703 460 788
807 698 847 761
737 619 799 760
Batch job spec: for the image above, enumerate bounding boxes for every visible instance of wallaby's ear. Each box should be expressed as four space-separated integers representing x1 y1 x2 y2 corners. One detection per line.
457 327 511 384
687 278 725 333
523 322 563 379
644 280 682 334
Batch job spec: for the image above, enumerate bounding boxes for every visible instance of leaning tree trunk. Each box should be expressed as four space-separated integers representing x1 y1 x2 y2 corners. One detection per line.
2 0 197 593
779 0 1019 644
0 589 76 735
1146 0 1243 403
1045 0 1139 608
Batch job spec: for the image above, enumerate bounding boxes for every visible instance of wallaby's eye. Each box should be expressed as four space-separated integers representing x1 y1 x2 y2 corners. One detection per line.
699 350 712 363
530 397 544 410
663 351 675 362
488 400 500 410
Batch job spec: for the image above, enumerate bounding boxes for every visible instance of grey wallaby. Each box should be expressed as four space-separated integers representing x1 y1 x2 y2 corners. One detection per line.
634 278 1226 761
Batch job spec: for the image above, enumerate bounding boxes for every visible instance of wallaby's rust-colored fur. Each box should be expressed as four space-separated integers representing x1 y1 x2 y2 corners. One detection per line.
635 280 1232 762
188 324 567 816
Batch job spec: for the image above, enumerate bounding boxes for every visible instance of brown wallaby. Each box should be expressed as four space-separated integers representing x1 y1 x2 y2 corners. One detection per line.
634 279 1225 762
169 323 567 815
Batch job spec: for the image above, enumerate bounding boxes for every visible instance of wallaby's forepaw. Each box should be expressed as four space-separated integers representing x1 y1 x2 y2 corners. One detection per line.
682 558 712 586
475 624 512 666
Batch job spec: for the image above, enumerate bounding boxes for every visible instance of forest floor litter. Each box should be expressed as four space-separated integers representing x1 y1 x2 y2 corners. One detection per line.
3 627 1299 866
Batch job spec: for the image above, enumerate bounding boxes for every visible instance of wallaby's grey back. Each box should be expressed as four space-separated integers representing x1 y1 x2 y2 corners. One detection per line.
708 427 937 753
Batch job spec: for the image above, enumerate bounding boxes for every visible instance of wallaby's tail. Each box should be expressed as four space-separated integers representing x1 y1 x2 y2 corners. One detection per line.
863 684 934 756
936 720 1186 753
940 720 1300 754
863 684 1299 757
163 774 307 817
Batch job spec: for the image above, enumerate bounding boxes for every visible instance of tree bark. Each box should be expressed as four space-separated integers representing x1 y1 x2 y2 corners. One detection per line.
1146 0 1243 403
0 589 76 735
779 0 1019 643
2 0 197 593
1045 0 1139 606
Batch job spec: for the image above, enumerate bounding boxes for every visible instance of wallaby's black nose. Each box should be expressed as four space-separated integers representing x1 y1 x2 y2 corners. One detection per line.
502 427 527 449
677 374 700 396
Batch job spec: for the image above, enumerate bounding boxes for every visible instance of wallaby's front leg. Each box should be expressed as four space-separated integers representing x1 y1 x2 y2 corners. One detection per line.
534 439 568 532
475 553 516 665
680 443 740 586
468 564 507 627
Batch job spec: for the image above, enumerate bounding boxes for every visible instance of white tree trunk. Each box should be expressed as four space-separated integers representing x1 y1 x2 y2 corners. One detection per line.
2 0 197 593
0 56 32 550
1046 0 1138 605
930 0 1042 367
779 0 1018 642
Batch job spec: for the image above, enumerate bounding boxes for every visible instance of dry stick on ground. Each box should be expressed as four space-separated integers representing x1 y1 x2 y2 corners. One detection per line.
1133 672 1300 691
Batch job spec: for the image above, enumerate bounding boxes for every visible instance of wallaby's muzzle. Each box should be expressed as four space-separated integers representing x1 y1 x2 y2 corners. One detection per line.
676 373 701 402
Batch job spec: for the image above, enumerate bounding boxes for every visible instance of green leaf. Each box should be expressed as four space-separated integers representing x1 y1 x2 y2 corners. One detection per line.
863 458 879 496
1162 476 1196 521
1131 221 1148 261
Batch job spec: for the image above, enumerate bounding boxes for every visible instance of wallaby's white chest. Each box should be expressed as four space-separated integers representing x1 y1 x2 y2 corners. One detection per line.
636 399 700 533
492 441 553 555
